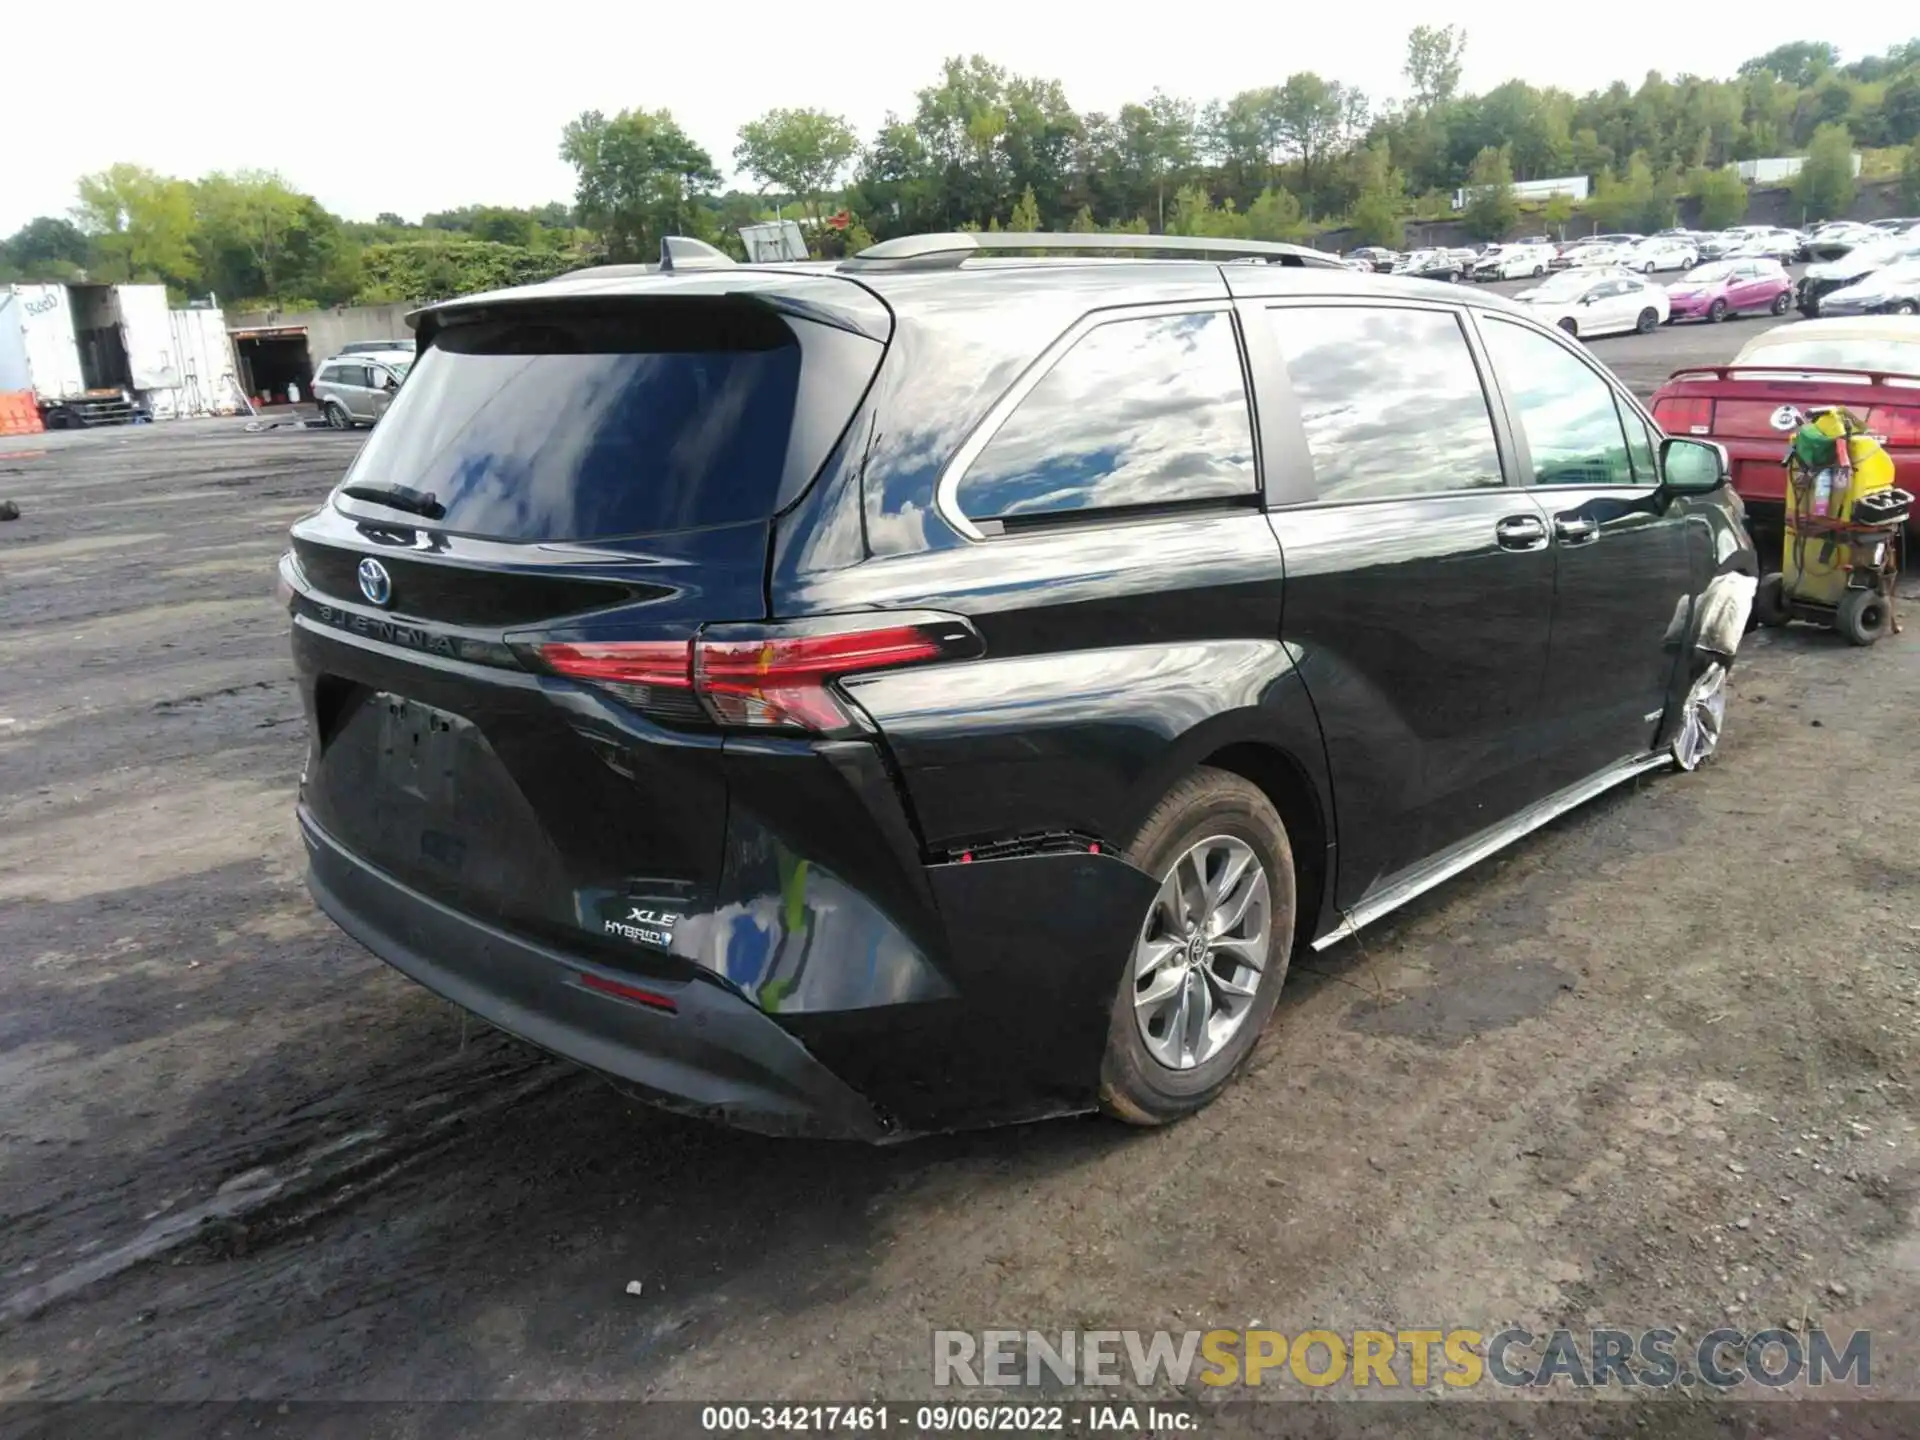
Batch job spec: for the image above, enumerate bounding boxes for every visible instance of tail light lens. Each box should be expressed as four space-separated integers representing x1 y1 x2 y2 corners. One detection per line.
534 615 982 735
537 639 704 722
1652 396 1715 434
1865 405 1920 448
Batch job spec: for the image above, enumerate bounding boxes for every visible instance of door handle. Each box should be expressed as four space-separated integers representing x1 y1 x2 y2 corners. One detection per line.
1555 517 1599 545
1495 515 1548 551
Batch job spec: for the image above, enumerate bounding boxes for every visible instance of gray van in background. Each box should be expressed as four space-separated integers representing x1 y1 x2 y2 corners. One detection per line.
312 351 411 428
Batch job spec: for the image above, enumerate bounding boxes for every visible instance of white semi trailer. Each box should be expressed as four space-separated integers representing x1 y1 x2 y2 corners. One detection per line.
0 282 241 426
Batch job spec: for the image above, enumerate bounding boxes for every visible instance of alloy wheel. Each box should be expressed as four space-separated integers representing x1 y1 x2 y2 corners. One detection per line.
1131 835 1271 1071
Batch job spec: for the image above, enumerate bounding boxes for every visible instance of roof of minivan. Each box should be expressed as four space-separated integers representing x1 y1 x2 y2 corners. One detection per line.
412 260 1532 344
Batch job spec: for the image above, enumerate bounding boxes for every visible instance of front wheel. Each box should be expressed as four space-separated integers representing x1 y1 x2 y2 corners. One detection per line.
1708 298 1728 323
1894 300 1919 316
1836 587 1891 647
1099 768 1296 1127
1558 317 1579 337
1533 264 1546 277
1636 307 1659 334
1771 292 1791 316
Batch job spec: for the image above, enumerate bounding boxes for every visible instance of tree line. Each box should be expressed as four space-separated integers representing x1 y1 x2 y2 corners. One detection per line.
5 33 1920 307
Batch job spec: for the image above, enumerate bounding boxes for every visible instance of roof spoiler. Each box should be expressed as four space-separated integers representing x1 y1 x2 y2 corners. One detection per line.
839 231 1343 271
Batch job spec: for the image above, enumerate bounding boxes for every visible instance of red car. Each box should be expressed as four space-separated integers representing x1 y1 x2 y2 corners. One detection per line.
1648 317 1920 534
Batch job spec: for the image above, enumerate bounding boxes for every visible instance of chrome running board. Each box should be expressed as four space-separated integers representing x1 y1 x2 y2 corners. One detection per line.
1312 751 1673 951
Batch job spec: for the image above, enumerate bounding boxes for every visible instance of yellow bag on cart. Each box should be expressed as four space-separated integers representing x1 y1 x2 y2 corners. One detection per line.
1782 408 1898 610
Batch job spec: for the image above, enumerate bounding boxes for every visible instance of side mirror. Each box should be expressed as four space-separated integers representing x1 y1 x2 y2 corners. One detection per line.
383 375 400 391
1661 436 1729 494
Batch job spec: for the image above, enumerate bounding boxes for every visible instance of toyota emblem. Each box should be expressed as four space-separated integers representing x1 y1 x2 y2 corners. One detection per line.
357 556 393 607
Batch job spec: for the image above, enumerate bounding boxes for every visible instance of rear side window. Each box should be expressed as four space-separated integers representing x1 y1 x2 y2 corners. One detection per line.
954 309 1254 522
1267 305 1503 502
337 304 801 541
1481 318 1635 486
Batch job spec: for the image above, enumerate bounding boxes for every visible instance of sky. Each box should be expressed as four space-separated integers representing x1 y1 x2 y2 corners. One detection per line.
2 3 1912 236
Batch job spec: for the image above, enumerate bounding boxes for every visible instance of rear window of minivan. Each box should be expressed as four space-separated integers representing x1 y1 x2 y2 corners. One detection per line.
336 303 802 541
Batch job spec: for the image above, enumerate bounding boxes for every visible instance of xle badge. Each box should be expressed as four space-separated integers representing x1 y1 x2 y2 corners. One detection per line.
605 907 681 949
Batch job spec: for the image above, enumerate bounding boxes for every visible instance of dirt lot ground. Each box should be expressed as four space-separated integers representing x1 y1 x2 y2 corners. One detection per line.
1 303 1916 1431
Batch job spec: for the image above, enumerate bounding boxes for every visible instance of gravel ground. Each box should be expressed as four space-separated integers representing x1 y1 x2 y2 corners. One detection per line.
0 303 1915 1429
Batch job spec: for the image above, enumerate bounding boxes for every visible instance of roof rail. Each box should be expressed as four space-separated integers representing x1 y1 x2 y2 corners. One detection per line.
840 231 1342 271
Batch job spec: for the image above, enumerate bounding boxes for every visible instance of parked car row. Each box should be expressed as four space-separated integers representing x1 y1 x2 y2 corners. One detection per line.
1797 232 1920 316
1334 221 1920 325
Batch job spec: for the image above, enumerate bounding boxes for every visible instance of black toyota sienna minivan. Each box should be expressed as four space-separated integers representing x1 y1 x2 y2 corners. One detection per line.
281 233 1757 1140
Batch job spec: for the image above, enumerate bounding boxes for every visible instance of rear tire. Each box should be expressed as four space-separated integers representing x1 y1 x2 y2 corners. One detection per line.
1099 768 1295 1128
1708 298 1728 323
1753 573 1789 628
1533 264 1546 277
1895 300 1919 316
1770 292 1791 316
1836 587 1890 647
1636 307 1659 333
323 402 350 430
1558 317 1579 337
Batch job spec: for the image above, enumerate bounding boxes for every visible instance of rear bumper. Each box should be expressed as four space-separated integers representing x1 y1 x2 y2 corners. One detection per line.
300 807 889 1141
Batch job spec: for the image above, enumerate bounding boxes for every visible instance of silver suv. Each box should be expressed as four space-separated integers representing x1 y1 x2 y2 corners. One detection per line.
312 351 411 428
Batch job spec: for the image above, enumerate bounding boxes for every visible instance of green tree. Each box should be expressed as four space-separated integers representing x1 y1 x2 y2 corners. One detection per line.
1244 186 1304 240
1349 190 1404 247
194 171 308 300
1008 183 1041 231
72 164 198 287
1738 41 1840 88
470 207 540 247
1461 145 1519 239
1694 167 1750 229
1067 203 1097 232
843 217 874 255
1275 72 1368 214
1405 25 1467 111
354 238 571 305
1882 74 1920 148
1112 91 1198 231
560 108 720 263
1342 140 1405 244
734 108 860 235
1901 144 1920 212
1791 122 1856 220
1542 192 1575 238
0 216 90 279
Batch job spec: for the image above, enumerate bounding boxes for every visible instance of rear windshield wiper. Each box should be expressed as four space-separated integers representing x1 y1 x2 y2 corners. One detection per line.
340 482 445 520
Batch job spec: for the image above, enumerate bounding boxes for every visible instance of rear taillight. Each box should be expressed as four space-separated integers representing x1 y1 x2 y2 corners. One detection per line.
695 626 949 731
534 615 982 735
1865 405 1920 448
1652 396 1715 434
